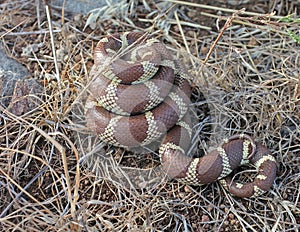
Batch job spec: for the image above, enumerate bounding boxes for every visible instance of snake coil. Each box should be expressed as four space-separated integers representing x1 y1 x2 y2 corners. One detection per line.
85 32 277 198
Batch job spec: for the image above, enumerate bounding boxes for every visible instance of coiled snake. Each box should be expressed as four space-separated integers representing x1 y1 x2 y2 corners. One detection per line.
85 32 277 198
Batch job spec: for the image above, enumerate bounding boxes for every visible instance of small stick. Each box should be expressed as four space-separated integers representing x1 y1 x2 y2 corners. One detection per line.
203 8 246 64
44 0 61 84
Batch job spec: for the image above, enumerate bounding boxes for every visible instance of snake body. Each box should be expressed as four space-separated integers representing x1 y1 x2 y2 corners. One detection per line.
85 32 277 198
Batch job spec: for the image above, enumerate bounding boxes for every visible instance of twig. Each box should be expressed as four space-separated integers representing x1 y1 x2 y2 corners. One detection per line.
203 8 245 65
1 29 61 37
174 10 193 63
163 0 282 19
0 19 27 39
44 1 61 84
49 131 80 218
36 0 41 29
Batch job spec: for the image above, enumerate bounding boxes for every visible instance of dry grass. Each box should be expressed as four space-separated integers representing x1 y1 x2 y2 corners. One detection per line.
0 0 299 231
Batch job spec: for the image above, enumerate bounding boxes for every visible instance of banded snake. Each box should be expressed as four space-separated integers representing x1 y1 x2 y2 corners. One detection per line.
85 32 277 198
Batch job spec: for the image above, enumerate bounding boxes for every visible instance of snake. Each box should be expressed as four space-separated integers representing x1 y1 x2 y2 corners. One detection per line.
85 32 277 198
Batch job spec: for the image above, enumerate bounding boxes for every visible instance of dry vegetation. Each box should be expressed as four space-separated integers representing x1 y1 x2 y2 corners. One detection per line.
0 0 299 231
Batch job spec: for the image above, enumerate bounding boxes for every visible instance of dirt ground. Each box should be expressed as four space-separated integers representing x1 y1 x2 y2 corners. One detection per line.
0 0 299 231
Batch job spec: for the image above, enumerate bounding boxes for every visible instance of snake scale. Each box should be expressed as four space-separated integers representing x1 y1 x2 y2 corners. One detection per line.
85 32 277 198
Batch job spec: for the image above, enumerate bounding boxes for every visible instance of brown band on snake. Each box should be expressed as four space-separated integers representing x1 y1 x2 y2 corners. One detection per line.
86 32 277 197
